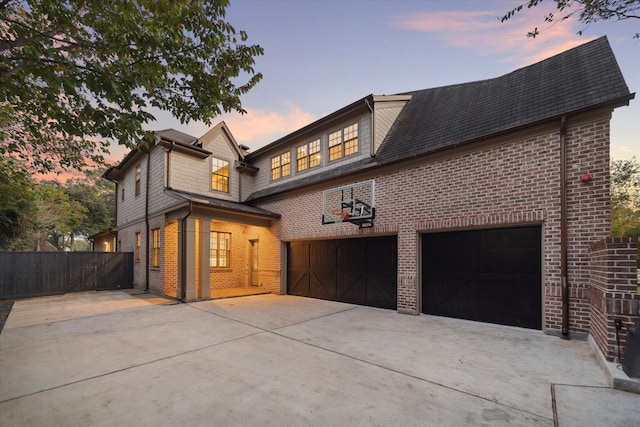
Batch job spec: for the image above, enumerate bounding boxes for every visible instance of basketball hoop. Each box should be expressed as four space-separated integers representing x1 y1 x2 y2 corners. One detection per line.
330 209 350 223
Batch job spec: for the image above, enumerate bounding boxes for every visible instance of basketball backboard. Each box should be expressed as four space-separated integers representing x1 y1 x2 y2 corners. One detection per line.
322 180 375 227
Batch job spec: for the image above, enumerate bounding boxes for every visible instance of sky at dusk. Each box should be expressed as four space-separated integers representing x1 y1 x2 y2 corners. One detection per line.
110 0 639 165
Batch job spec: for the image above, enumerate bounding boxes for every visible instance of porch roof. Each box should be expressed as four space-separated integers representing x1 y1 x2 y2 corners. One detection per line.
166 189 281 221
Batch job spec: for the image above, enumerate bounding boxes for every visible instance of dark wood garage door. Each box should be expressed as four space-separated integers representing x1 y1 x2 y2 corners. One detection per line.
422 226 541 329
288 236 397 309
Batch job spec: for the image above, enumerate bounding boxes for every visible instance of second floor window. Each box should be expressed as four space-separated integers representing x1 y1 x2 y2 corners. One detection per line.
135 166 141 196
297 139 321 172
211 157 229 192
271 152 290 180
329 123 358 161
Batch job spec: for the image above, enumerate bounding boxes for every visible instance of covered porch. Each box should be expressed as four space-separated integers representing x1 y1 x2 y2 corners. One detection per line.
157 190 281 301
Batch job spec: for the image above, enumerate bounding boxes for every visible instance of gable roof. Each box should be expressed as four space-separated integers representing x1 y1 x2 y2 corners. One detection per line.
375 36 632 163
246 36 633 202
103 129 201 181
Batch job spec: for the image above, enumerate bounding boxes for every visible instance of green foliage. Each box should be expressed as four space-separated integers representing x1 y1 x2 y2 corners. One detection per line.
500 0 640 39
0 0 263 173
63 170 115 238
0 156 37 249
610 156 640 238
0 161 114 250
34 182 87 250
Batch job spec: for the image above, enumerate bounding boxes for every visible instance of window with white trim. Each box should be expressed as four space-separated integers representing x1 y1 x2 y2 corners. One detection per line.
271 152 290 180
135 232 141 262
211 157 229 192
135 165 141 196
329 123 358 161
296 139 321 172
210 231 231 268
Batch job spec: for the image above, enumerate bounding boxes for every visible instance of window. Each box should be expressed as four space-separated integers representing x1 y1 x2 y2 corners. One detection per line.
135 166 141 196
121 181 125 200
271 152 290 180
210 232 231 268
211 157 229 192
135 232 141 262
296 139 321 172
329 123 358 161
151 228 160 268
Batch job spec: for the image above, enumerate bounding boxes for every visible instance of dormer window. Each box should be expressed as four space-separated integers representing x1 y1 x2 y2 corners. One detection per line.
271 152 290 180
297 139 321 172
329 123 358 161
211 157 229 192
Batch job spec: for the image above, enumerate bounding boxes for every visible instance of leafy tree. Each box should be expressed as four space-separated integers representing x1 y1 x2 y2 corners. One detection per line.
500 0 640 39
1 0 263 174
34 182 87 250
610 157 640 238
63 170 115 239
0 156 37 250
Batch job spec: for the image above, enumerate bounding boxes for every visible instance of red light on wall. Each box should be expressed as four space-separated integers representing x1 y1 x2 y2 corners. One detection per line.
580 172 593 183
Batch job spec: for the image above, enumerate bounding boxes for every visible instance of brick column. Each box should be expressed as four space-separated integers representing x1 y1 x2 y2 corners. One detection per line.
589 237 639 362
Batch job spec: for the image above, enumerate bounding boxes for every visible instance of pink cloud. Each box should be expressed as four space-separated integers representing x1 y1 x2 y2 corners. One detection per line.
215 104 315 150
393 5 593 67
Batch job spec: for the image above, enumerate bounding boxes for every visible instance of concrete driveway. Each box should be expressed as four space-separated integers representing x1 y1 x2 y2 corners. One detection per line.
1 291 638 426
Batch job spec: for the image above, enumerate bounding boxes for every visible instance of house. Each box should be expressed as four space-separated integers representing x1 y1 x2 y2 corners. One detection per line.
104 37 637 355
88 229 117 252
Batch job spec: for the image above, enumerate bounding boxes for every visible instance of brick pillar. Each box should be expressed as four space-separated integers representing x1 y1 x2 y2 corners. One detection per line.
589 237 639 362
183 216 197 301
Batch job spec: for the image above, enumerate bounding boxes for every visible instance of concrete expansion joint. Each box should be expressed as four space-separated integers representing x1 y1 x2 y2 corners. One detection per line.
268 328 552 424
186 302 358 333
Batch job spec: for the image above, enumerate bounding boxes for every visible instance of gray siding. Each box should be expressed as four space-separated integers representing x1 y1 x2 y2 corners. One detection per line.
374 101 406 154
245 112 371 199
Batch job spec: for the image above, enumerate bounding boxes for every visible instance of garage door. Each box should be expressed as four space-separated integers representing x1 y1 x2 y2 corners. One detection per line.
422 226 541 329
288 236 397 309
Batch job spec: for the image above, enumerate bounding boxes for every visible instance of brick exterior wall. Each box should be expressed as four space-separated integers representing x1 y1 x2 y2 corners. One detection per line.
257 110 614 334
589 237 640 362
163 220 179 298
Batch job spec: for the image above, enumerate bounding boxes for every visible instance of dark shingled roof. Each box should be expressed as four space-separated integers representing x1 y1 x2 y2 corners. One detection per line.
245 37 633 203
375 36 632 163
167 189 280 218
154 129 198 144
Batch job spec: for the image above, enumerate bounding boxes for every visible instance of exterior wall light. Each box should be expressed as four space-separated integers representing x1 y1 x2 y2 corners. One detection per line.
580 172 593 183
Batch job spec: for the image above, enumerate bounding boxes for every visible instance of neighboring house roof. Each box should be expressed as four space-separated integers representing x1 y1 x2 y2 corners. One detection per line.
87 229 116 241
246 36 633 202
166 189 280 219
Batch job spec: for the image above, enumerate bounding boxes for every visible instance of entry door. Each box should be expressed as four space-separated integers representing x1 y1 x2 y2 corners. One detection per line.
250 240 259 286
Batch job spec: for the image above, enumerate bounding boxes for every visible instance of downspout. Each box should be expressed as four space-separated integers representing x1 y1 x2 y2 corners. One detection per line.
560 115 570 338
180 201 193 302
145 150 151 292
166 142 175 189
365 97 375 156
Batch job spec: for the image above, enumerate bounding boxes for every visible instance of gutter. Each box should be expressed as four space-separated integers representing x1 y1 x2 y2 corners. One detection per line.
145 149 151 292
560 115 570 338
166 142 175 189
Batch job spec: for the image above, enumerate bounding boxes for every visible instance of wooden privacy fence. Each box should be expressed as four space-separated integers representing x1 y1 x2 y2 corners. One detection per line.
0 252 133 299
